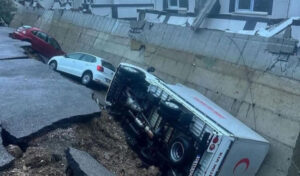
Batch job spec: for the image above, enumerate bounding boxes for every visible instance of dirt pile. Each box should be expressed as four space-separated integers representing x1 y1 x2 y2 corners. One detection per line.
2 111 161 176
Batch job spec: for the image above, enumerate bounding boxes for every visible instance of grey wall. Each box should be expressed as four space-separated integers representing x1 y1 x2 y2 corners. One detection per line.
10 8 300 176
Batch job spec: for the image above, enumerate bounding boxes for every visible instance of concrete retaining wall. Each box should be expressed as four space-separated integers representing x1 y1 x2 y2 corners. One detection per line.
10 7 300 176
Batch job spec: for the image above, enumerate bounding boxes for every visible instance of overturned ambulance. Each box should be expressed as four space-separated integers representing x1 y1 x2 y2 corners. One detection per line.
106 63 269 176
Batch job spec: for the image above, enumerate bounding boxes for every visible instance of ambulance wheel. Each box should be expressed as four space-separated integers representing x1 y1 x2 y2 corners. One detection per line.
168 137 193 166
158 101 181 121
118 66 145 81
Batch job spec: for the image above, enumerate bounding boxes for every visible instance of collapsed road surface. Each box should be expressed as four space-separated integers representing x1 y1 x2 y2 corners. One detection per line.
0 27 100 170
0 27 30 60
66 147 116 176
0 126 14 170
0 59 100 141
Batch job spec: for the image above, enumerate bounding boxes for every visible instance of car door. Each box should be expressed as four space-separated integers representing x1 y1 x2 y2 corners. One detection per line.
101 60 115 81
60 53 83 75
73 54 96 77
29 30 43 52
47 37 64 57
30 31 50 57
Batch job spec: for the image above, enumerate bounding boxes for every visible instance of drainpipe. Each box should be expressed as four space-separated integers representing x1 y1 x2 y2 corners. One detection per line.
287 0 291 18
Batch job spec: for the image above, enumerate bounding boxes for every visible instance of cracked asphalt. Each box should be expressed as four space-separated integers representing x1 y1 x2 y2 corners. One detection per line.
0 27 104 170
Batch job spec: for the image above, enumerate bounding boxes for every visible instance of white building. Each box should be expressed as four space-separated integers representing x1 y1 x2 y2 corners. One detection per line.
18 0 300 41
202 0 300 34
18 0 75 10
139 0 300 42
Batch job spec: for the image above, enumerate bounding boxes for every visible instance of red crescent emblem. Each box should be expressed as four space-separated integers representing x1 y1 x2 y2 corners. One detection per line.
233 158 250 175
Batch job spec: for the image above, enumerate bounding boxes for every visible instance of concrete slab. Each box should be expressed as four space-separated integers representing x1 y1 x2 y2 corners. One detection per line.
0 27 30 60
0 126 14 170
0 59 100 142
66 147 115 176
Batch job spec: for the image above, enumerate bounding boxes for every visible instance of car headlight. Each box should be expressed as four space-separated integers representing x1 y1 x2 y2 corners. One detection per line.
22 31 26 34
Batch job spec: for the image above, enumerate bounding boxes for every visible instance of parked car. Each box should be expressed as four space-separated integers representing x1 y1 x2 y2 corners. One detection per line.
48 52 115 86
11 26 65 58
105 63 270 176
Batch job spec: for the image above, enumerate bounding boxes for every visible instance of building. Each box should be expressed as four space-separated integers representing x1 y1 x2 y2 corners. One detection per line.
17 0 300 43
18 0 75 10
80 0 155 19
139 0 300 45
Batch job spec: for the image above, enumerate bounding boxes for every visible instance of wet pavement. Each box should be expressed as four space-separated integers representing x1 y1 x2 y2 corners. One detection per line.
0 27 30 60
0 27 101 170
0 59 100 142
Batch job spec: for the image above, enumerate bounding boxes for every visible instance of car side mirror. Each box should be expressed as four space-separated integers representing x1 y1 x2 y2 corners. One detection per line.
147 66 155 73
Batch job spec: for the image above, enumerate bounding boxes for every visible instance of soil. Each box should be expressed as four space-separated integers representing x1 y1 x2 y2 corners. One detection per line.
2 111 161 176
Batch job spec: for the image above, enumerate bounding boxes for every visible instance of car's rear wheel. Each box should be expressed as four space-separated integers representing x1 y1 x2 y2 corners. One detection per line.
81 71 93 85
49 61 57 70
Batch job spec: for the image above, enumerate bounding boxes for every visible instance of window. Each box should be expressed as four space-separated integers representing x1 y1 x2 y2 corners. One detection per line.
102 61 115 72
36 31 48 42
48 37 61 50
31 30 38 36
237 0 252 10
168 0 188 9
234 0 272 13
81 54 96 63
66 53 83 60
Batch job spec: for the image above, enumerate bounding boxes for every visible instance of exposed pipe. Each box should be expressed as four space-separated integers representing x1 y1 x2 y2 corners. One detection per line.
287 0 291 18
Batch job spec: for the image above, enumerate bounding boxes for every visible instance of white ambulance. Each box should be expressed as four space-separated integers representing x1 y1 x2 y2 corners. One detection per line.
105 63 269 176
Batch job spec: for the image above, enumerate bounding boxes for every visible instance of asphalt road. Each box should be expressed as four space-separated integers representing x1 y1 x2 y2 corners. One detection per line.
0 59 100 141
0 27 30 60
0 27 105 170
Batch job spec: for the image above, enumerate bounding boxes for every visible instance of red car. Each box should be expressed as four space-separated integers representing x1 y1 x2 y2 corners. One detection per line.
11 26 65 58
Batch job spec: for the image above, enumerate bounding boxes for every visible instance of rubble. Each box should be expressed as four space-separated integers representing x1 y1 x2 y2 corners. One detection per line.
66 147 116 176
0 126 14 170
2 112 162 176
6 145 23 159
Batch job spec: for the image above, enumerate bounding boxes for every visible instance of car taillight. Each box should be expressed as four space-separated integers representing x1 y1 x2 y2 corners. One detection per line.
97 65 104 72
209 144 216 151
212 136 219 143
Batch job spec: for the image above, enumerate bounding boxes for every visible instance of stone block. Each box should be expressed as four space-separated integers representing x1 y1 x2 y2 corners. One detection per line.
130 40 142 50
224 38 247 64
214 35 232 60
253 70 300 97
66 147 115 176
239 40 261 67
203 31 224 58
245 83 300 123
257 164 287 176
236 102 256 129
187 64 250 100
254 107 300 148
260 136 294 175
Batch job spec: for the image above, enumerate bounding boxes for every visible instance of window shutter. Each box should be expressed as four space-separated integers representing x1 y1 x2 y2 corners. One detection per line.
229 0 235 12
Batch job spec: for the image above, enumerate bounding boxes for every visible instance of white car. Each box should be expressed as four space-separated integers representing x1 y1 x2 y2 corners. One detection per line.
48 52 115 86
